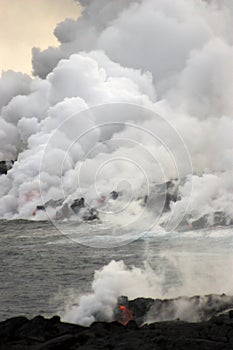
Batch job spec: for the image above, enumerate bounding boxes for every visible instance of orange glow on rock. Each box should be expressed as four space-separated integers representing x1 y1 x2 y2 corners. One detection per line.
119 305 133 325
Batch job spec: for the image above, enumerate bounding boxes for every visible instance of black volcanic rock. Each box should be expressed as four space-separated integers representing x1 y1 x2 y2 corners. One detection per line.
1 298 233 350
0 294 233 349
0 160 14 175
115 294 233 326
0 316 28 340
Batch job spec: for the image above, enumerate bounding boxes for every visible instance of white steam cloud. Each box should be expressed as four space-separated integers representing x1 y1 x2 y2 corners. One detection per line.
62 254 233 326
0 0 232 226
63 260 162 325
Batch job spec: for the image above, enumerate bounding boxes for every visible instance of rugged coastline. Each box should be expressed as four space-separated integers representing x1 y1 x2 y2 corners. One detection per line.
1 312 233 350
1 294 233 350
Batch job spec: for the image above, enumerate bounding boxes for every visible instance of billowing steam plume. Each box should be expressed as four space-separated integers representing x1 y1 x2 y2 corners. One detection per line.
0 0 232 226
62 258 233 326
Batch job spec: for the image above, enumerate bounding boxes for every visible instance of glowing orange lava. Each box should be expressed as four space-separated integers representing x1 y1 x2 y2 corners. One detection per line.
119 305 133 325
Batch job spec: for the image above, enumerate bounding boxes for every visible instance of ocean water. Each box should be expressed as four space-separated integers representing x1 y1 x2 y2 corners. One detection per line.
0 219 232 322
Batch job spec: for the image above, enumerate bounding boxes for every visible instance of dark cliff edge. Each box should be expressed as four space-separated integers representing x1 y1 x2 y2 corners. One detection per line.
1 313 233 350
1 295 233 350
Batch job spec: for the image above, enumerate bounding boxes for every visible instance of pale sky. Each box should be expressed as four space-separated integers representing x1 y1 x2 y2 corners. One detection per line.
0 0 81 75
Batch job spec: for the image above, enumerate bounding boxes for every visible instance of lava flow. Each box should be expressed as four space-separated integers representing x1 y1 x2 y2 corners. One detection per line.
118 305 133 325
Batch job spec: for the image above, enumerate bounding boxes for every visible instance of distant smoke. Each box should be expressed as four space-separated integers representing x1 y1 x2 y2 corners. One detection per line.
0 0 232 225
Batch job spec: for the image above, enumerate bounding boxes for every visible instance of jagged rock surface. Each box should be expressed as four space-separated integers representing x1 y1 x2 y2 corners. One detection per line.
1 297 233 350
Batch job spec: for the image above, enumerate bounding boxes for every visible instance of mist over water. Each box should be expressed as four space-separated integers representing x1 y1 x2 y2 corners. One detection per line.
0 220 232 324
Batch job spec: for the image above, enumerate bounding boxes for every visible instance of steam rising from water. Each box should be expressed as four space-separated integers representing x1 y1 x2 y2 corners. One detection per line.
0 0 232 229
63 260 160 325
63 249 233 326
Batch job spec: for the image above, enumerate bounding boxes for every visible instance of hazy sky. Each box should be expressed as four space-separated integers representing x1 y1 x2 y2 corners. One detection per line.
0 0 81 75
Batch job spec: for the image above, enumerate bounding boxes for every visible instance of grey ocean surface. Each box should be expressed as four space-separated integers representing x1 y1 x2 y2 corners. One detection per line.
0 220 232 321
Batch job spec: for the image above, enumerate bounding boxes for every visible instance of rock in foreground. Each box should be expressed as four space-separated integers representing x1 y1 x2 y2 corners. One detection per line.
1 312 233 350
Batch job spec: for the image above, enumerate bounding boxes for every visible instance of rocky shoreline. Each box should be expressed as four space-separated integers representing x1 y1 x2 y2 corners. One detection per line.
1 313 233 350
1 294 233 350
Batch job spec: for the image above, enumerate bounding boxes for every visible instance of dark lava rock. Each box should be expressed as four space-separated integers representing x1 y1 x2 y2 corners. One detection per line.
82 208 99 221
1 294 233 349
71 198 85 214
163 180 179 212
0 160 14 175
1 312 233 350
117 296 154 325
110 190 118 200
0 316 28 340
115 294 233 326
